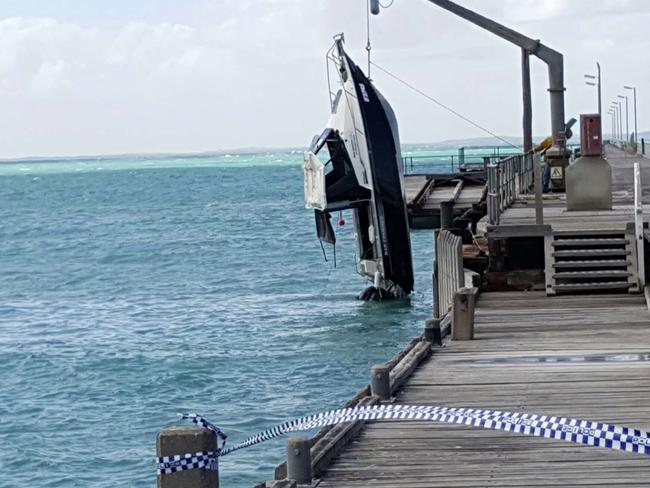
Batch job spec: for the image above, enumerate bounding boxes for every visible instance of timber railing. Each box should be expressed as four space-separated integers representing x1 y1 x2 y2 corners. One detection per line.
487 153 535 226
433 230 463 320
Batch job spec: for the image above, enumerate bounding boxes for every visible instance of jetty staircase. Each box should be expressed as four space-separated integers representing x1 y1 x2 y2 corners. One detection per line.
544 230 639 294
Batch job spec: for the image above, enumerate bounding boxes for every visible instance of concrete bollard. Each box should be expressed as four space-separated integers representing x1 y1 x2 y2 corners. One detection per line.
157 426 219 488
424 318 442 345
452 287 477 341
440 200 455 230
370 364 391 400
286 437 312 484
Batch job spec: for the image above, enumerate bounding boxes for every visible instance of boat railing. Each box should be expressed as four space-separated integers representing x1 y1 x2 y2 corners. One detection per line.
433 230 463 320
487 153 534 226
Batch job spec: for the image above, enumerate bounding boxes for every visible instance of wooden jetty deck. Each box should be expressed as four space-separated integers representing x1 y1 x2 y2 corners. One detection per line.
268 144 650 487
405 173 486 229
318 292 650 487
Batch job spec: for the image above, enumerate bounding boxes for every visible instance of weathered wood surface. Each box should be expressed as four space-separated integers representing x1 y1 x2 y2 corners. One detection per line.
405 175 429 205
317 292 650 487
404 176 484 210
423 185 484 210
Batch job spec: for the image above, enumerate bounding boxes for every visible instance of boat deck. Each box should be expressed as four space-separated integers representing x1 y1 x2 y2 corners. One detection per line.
317 292 650 487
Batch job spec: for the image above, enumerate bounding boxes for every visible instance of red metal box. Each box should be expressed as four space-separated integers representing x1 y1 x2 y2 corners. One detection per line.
580 113 602 156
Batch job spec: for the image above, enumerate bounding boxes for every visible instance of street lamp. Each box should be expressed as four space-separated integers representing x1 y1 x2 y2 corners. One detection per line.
618 94 630 144
607 109 616 141
624 85 638 145
613 101 623 144
584 63 602 137
611 102 623 142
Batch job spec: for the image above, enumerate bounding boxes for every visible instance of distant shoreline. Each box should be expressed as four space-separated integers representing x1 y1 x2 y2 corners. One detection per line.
0 132 642 164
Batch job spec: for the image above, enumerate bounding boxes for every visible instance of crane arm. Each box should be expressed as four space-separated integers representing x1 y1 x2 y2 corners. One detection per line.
425 0 567 155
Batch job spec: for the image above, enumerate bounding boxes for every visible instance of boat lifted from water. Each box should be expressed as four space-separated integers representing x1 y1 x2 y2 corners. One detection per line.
303 35 414 300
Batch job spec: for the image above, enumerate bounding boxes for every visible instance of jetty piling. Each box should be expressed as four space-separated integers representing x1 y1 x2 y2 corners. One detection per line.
156 426 219 488
285 437 312 485
370 364 391 400
451 287 477 341
424 317 442 345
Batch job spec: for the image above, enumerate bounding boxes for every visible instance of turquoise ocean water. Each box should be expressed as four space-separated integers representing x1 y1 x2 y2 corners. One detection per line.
0 147 498 487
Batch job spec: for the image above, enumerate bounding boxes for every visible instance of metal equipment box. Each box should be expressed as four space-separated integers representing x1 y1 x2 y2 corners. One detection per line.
580 114 602 156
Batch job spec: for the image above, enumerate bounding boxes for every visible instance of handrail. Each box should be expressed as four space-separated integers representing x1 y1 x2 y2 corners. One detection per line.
401 151 520 175
634 162 645 288
486 153 534 226
433 230 463 319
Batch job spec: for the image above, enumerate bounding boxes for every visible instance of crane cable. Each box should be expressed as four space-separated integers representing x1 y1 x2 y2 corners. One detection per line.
365 0 372 79
364 1 516 149
370 61 520 150
366 0 395 80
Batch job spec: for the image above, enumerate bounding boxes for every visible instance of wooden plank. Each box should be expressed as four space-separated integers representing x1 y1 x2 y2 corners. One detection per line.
315 291 650 487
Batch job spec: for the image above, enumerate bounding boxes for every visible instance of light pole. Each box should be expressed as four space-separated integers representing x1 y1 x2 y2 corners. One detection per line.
608 110 616 141
624 85 638 145
611 102 621 143
584 62 602 135
618 94 630 144
616 101 623 143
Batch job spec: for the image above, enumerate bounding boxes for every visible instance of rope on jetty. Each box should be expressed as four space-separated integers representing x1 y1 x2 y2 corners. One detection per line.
157 404 650 475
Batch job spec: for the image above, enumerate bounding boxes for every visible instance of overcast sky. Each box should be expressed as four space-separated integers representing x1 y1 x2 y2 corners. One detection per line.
0 0 648 158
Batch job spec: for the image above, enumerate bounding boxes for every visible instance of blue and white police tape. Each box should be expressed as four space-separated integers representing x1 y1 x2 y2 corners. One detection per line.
157 451 218 475
157 413 228 475
156 404 650 475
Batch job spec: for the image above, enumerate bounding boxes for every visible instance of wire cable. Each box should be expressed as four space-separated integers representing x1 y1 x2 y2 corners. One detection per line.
366 0 372 78
370 61 520 150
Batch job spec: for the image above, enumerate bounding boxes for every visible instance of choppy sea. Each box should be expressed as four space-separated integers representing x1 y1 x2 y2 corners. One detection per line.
0 146 499 487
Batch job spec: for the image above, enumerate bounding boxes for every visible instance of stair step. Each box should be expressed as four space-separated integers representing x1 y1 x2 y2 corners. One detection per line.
554 282 632 292
552 238 628 247
553 270 632 279
553 249 630 258
553 229 628 237
553 260 630 269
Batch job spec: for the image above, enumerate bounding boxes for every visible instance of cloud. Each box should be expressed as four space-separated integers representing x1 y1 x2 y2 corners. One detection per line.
0 0 648 158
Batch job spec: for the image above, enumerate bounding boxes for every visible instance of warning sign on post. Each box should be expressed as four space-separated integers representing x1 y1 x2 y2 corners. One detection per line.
550 167 564 179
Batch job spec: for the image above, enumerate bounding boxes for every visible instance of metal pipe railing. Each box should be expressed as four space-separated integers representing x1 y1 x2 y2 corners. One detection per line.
634 162 645 288
401 149 523 175
486 154 534 226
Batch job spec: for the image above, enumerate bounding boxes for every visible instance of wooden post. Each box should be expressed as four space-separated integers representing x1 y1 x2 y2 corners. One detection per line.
440 200 455 230
157 427 219 488
452 288 477 341
286 437 312 484
424 318 442 345
370 364 391 400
